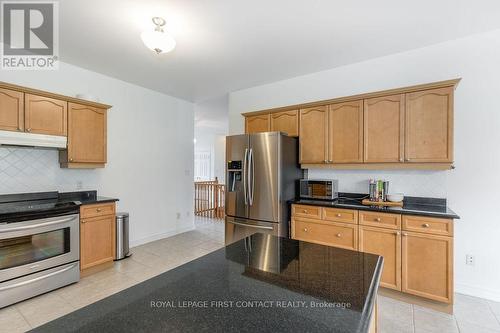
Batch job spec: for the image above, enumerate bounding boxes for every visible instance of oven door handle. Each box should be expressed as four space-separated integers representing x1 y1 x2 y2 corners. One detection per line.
0 216 77 233
0 263 78 291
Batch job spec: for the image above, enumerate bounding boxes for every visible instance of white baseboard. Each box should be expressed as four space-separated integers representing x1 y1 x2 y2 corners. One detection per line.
455 283 500 302
129 225 195 248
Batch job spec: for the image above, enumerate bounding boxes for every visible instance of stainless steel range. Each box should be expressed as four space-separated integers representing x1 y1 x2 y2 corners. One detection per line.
0 192 80 308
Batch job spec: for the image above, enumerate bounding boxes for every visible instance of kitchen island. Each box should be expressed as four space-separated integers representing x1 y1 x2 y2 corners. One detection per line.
32 233 383 333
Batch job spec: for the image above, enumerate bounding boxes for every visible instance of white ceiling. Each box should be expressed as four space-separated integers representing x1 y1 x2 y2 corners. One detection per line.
60 0 500 102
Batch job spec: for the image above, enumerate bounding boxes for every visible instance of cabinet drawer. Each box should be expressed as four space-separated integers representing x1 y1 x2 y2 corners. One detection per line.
359 211 401 229
402 215 453 236
323 208 358 224
292 204 322 219
80 203 116 219
293 218 358 251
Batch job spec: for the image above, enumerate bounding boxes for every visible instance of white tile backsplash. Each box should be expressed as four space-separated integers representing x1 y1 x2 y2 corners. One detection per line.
0 147 100 194
307 168 448 198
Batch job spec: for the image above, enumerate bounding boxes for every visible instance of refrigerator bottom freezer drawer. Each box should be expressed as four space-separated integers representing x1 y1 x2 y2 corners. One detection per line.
225 217 280 245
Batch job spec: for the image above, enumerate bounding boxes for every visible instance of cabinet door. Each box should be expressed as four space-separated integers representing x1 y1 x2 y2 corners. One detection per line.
364 94 404 163
68 103 107 163
299 106 328 164
80 215 115 270
402 231 453 303
245 114 270 134
25 94 67 136
0 88 24 132
359 226 401 290
405 87 453 162
328 100 363 163
270 110 299 136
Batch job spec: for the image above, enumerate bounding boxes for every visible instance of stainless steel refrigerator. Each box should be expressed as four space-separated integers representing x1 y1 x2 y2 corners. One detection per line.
225 132 300 244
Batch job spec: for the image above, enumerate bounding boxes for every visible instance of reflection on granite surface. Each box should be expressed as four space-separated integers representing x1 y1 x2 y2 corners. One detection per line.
33 234 382 333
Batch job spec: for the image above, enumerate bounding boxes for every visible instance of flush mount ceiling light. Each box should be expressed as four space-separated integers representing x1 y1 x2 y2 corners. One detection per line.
141 17 176 54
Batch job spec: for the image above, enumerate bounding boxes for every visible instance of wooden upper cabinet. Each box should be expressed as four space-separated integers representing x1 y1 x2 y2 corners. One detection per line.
66 103 107 164
402 231 453 303
25 94 67 136
299 106 328 164
328 101 363 163
364 94 405 163
245 114 270 134
0 88 24 132
359 226 401 291
270 110 299 136
405 87 453 163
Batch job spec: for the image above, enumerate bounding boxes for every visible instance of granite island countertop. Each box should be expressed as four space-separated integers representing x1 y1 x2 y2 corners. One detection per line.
31 233 383 333
291 193 459 219
58 190 119 205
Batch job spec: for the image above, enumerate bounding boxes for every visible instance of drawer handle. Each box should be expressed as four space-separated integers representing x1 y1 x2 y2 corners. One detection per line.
375 218 381 222
336 213 342 217
336 233 341 238
422 223 430 228
302 209 308 213
303 228 308 232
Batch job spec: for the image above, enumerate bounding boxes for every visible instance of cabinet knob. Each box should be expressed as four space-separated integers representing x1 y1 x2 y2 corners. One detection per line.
96 208 102 212
17 127 21 131
323 159 327 163
336 213 342 217
303 228 308 232
405 158 410 162
396 231 401 235
399 158 403 162
402 232 408 236
375 217 381 222
26 128 32 132
69 158 73 162
302 209 308 213
422 223 430 228
81 220 86 223
328 160 333 163
336 233 341 238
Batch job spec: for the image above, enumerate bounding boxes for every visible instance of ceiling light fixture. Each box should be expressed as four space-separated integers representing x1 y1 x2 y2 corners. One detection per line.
141 17 176 54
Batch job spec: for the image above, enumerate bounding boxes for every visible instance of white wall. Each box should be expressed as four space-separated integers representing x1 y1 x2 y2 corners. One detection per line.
0 62 195 246
228 30 500 301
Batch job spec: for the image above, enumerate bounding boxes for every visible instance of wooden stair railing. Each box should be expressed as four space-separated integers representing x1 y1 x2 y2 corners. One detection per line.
194 177 225 219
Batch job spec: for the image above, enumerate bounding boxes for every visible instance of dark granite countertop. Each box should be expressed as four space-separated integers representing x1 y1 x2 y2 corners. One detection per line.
292 193 459 219
58 190 119 205
32 233 383 333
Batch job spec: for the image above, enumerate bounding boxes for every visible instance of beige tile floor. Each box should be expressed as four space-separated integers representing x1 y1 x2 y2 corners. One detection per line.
1 216 499 333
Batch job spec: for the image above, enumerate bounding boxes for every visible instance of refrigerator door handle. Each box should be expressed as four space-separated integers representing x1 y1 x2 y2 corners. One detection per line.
249 148 255 206
243 148 248 205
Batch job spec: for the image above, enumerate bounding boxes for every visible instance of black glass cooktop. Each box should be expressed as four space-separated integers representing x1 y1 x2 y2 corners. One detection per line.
0 192 79 223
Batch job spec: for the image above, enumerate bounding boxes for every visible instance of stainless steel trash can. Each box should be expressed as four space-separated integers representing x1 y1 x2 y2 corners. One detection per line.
115 212 130 260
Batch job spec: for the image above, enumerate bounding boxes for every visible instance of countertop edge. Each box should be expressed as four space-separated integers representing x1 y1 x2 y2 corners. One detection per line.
290 200 460 220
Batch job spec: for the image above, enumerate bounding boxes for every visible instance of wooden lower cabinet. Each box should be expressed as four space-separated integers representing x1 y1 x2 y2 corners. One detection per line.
359 226 401 291
292 217 358 251
402 231 453 303
80 203 116 271
291 204 455 304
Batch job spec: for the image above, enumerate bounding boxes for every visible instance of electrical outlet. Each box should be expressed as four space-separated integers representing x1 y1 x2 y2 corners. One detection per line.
176 213 181 220
466 254 475 266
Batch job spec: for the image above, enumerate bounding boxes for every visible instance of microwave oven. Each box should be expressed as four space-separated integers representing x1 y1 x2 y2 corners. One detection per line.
299 179 338 200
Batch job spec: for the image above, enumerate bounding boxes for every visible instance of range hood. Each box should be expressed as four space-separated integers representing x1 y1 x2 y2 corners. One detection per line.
0 130 67 149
